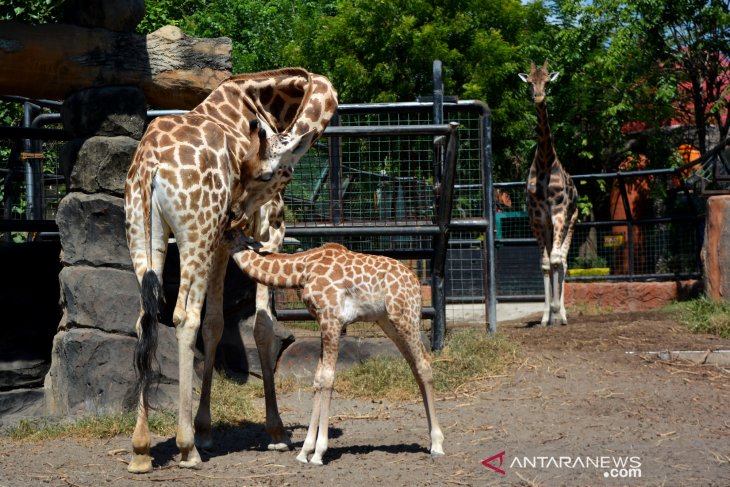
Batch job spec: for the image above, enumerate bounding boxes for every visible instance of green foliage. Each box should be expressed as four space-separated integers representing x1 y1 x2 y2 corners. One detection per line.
665 296 730 339
572 255 608 269
2 0 728 187
0 0 65 23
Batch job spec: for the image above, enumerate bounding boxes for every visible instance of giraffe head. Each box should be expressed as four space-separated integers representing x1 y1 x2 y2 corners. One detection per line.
518 60 559 104
253 115 318 183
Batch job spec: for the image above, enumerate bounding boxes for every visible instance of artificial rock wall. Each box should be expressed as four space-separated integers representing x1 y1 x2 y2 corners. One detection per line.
42 0 183 416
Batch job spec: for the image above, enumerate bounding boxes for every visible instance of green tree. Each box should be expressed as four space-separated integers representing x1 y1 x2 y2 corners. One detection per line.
540 0 730 175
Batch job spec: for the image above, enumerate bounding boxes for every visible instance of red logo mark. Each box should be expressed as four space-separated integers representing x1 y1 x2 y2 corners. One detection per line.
482 451 506 475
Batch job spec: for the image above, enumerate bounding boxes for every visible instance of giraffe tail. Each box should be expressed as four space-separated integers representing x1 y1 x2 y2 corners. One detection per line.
133 269 162 407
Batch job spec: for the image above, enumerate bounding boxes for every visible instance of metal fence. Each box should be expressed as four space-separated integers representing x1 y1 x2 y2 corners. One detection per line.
490 152 725 301
0 97 67 240
0 84 496 346
274 97 494 344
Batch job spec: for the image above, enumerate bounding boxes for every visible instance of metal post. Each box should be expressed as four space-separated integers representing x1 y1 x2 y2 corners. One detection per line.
482 110 498 334
617 175 635 278
328 112 343 225
23 101 44 221
430 60 446 351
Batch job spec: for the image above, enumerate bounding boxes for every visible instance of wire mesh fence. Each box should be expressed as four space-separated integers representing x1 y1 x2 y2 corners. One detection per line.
493 169 705 300
275 102 491 334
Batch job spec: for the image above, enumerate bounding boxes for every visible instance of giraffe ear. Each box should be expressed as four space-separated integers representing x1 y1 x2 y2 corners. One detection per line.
549 71 560 82
291 129 318 157
518 73 529 82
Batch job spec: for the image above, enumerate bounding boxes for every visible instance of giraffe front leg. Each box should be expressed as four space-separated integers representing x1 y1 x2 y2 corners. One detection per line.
296 360 324 464
254 283 292 451
309 324 340 465
540 249 551 327
548 248 563 327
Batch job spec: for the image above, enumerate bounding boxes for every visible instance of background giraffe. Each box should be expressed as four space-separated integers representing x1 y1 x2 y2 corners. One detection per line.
124 68 337 473
227 240 445 465
519 60 578 327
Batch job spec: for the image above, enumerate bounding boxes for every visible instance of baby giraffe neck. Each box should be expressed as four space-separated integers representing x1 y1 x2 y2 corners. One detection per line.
233 251 307 288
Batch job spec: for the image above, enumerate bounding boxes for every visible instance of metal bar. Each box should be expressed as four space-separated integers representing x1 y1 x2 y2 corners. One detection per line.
275 306 437 321
430 60 446 352
482 108 497 335
328 113 343 225
616 175 635 278
323 124 456 137
285 225 442 237
360 249 435 259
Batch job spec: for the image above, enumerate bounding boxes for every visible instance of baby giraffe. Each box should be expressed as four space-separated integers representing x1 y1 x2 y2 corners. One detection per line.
228 240 445 465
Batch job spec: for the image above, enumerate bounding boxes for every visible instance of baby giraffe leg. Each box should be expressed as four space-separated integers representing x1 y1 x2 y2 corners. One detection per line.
379 316 444 457
299 319 341 465
296 362 324 464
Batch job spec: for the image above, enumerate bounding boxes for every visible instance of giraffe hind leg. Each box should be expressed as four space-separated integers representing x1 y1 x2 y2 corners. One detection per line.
378 312 444 457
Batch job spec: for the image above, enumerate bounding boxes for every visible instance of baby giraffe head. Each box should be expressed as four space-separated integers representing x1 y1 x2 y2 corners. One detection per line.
518 60 559 104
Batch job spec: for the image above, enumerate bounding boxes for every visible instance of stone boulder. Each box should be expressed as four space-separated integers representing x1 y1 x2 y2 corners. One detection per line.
60 266 139 336
45 326 201 415
64 136 138 196
56 192 132 268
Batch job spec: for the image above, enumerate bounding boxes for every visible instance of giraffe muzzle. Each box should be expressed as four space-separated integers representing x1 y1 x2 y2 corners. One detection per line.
255 171 274 182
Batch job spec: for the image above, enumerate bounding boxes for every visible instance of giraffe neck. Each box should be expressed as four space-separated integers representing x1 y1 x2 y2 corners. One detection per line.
533 99 559 173
234 249 311 288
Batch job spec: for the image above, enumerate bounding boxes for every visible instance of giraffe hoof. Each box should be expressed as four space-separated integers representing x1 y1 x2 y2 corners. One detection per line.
127 454 153 474
430 448 445 458
179 447 202 469
267 440 293 451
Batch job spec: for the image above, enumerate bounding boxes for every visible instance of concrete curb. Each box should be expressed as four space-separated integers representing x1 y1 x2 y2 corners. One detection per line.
627 350 730 366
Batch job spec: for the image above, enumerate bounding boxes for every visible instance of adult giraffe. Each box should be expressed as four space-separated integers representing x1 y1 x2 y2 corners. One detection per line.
519 60 578 327
124 68 337 472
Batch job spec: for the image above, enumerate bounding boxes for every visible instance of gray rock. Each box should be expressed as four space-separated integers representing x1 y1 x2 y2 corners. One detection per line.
61 86 146 139
56 192 132 268
0 389 46 426
45 327 201 416
60 266 139 335
69 136 139 196
0 359 50 390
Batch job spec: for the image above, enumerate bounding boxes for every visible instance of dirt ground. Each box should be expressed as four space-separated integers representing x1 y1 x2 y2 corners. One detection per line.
1 309 730 487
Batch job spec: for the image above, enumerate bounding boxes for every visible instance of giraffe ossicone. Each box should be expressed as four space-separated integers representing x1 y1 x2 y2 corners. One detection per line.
124 68 338 473
227 240 445 465
520 60 579 327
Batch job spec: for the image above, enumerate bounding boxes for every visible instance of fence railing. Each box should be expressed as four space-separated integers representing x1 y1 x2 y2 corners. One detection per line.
491 164 709 301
